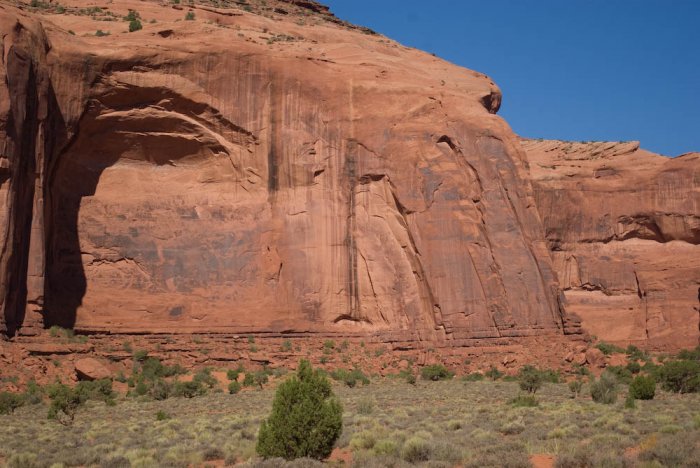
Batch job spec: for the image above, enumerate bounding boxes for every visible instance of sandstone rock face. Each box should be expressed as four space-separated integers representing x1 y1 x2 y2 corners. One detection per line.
0 1 572 344
74 357 111 381
522 139 700 348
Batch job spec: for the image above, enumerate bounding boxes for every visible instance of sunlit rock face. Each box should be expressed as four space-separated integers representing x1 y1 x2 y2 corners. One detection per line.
8 0 697 350
522 139 699 348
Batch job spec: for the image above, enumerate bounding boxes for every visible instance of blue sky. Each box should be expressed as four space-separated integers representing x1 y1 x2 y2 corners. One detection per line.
324 0 699 156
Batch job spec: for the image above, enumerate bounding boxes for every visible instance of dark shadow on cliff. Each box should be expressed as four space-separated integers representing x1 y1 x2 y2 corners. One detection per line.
43 104 119 330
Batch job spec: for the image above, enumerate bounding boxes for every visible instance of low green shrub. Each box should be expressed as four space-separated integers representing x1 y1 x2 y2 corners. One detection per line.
605 365 633 385
656 359 700 393
462 372 485 382
256 360 342 460
485 366 503 381
629 375 656 400
330 368 370 388
0 391 24 415
509 394 538 407
420 364 453 381
568 379 583 398
228 381 241 394
517 366 543 394
595 342 625 355
401 436 432 463
590 372 618 404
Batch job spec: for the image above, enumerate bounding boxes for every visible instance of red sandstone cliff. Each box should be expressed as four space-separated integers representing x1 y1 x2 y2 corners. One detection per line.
521 139 699 348
0 0 696 350
0 0 574 345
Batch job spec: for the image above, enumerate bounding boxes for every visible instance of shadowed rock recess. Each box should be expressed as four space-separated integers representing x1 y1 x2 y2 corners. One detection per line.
0 0 696 348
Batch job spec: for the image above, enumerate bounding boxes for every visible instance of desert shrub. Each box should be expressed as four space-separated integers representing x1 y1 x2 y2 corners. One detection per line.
185 11 195 20
281 340 292 352
243 370 269 389
676 344 700 361
124 9 139 21
46 383 84 425
0 391 24 414
74 379 115 403
193 368 218 389
330 368 369 388
517 366 543 394
485 366 503 380
170 380 205 398
401 436 432 463
405 373 416 385
420 364 453 381
356 397 374 415
639 432 700 467
140 357 184 379
606 365 633 385
629 375 656 400
156 410 170 421
509 394 538 407
625 360 641 374
227 365 244 381
462 372 485 382
95 29 109 36
590 372 618 404
568 379 583 398
228 381 241 394
133 349 148 362
23 380 44 405
624 394 636 409
656 359 700 393
256 360 342 460
626 344 650 362
595 342 625 355
129 19 142 32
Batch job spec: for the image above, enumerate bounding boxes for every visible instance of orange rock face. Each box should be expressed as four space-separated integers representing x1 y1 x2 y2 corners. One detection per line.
0 1 695 350
521 139 699 348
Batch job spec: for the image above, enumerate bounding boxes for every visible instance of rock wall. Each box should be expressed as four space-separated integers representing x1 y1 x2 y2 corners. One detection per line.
0 1 574 344
522 139 699 348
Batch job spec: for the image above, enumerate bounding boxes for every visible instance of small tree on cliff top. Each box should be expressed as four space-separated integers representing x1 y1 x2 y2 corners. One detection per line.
256 359 342 460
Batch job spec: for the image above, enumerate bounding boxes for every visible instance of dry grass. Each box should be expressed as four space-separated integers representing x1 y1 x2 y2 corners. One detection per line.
1 379 699 467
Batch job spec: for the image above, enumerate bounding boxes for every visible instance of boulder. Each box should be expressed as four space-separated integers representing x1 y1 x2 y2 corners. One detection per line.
74 358 111 381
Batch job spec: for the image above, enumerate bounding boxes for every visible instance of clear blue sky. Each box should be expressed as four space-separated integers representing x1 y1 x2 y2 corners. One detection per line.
324 0 699 156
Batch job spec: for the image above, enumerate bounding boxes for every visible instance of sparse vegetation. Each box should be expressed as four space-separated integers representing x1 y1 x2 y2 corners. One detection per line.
185 11 195 20
420 364 453 381
590 371 618 404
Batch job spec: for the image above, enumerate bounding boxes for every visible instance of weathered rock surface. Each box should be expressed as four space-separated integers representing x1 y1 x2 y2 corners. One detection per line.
74 357 111 381
0 0 571 344
0 0 696 352
521 139 700 348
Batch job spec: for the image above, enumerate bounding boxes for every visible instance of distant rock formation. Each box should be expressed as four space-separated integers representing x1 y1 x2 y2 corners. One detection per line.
521 139 699 348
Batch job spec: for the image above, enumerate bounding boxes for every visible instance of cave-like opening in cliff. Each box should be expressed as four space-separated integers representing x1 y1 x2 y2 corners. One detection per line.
43 86 251 330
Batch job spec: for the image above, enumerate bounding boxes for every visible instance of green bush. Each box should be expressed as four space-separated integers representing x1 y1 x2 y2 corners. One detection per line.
590 372 618 404
185 11 195 20
625 360 641 374
485 366 503 380
420 364 453 381
23 380 44 405
46 383 84 425
0 392 24 414
227 365 244 381
330 368 370 388
243 370 269 389
228 381 241 394
133 350 148 362
401 436 432 463
129 19 142 32
629 375 656 400
626 344 650 362
595 342 625 355
280 340 292 352
568 379 583 398
509 394 538 407
256 360 342 460
606 365 633 385
676 345 700 361
193 368 218 389
517 366 543 394
170 380 206 398
124 9 139 21
656 360 700 393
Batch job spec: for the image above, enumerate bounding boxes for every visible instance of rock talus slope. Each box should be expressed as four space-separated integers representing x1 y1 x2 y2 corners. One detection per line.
522 139 699 348
0 0 575 344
